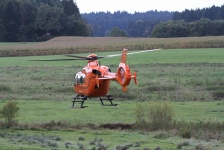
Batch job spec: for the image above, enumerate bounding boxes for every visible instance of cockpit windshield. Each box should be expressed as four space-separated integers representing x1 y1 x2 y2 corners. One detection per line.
74 72 86 85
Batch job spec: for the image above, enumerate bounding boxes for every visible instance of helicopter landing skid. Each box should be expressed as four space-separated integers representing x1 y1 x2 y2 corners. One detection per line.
99 95 117 106
72 95 88 108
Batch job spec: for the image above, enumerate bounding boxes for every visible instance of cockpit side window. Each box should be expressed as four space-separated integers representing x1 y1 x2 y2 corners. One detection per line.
74 73 86 85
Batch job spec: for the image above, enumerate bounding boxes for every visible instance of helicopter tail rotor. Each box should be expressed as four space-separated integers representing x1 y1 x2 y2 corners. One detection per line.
116 65 137 92
115 48 137 92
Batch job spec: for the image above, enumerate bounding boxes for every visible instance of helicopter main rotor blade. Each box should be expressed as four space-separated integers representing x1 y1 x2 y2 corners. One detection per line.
29 55 105 61
29 49 160 61
65 54 105 60
106 49 160 58
64 55 90 60
28 58 85 61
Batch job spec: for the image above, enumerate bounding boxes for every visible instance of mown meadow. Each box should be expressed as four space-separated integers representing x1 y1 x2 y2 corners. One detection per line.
0 37 224 149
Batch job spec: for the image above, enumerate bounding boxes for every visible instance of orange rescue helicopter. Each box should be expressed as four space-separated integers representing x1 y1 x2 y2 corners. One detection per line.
32 48 159 108
72 48 136 108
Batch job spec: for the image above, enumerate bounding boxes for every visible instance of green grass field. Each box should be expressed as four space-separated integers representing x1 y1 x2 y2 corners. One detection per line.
1 48 224 67
0 100 224 149
1 48 224 149
1 48 224 101
0 100 222 124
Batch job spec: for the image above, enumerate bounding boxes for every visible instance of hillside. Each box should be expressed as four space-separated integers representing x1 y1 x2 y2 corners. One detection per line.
82 11 173 37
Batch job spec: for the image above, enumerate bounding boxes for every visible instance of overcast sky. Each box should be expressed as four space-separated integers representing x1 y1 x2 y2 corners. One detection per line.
75 0 224 14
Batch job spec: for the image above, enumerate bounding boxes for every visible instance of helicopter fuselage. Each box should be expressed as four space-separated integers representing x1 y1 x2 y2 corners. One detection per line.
73 59 115 97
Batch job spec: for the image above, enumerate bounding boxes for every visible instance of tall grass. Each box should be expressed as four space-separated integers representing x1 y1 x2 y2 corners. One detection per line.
134 102 224 142
135 102 174 130
0 84 12 92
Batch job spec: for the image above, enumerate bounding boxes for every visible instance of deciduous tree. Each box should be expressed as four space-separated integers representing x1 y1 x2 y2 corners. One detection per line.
35 4 62 36
110 27 127 37
0 100 19 125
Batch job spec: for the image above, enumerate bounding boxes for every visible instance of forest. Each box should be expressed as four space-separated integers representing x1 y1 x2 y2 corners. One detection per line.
151 18 224 38
149 5 224 38
81 11 173 37
82 5 224 38
0 0 224 41
0 0 90 42
172 5 224 22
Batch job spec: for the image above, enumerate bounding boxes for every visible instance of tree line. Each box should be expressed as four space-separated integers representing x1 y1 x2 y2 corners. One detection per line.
151 5 224 38
0 0 90 42
82 11 173 37
172 5 224 22
82 5 224 38
151 18 224 38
